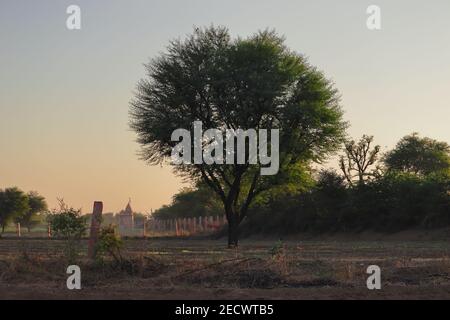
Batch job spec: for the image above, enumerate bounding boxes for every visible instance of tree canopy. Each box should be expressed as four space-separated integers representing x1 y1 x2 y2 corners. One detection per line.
0 187 30 234
384 133 450 176
15 191 48 232
130 26 347 246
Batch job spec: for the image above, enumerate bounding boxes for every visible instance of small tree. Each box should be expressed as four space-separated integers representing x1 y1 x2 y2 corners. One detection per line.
339 135 381 186
153 183 222 220
47 199 87 262
0 187 30 236
384 133 450 176
15 191 48 232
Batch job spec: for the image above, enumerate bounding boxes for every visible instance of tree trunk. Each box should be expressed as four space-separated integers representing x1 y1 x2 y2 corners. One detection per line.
227 214 239 248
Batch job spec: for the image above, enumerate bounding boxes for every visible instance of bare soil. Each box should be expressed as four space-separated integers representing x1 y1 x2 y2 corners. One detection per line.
1 238 450 299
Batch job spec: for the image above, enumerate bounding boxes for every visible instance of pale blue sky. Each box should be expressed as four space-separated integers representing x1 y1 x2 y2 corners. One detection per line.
1 0 449 212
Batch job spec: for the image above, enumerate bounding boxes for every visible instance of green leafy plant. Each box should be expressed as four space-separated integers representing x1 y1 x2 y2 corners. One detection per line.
270 240 286 259
0 187 30 236
47 199 87 263
96 224 123 264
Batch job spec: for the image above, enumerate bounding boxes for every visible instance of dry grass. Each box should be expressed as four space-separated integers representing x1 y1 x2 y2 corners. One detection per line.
1 238 450 299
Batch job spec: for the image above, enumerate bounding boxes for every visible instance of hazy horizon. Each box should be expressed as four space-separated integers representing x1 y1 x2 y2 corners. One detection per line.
1 0 449 213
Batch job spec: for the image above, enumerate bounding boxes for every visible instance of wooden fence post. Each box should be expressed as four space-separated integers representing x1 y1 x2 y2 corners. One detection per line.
193 217 197 234
16 223 21 237
88 201 103 260
188 217 192 234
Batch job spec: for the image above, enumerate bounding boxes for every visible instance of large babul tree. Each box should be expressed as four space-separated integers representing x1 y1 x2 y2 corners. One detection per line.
130 26 347 247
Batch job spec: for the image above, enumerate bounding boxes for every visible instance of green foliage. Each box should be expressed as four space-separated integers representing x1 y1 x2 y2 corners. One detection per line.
239 134 450 235
47 200 87 262
150 132 450 236
153 183 222 220
0 187 30 235
96 225 123 263
15 191 48 232
242 169 450 235
269 240 286 259
130 26 346 245
47 207 86 239
154 165 315 221
384 133 450 176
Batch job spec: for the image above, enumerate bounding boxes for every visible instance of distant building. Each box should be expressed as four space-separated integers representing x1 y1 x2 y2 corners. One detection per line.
118 199 134 229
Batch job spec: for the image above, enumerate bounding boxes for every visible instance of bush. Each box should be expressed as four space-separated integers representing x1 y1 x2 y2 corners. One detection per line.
47 200 87 263
242 171 450 235
96 225 123 264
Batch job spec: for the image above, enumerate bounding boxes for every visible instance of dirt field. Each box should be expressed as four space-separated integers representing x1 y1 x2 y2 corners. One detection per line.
1 237 450 299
